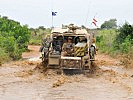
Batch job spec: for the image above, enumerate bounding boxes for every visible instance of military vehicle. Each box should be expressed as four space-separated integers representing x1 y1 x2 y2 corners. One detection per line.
40 24 96 71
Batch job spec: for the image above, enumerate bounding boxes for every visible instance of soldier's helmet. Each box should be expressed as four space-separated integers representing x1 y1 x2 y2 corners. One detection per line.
68 37 73 40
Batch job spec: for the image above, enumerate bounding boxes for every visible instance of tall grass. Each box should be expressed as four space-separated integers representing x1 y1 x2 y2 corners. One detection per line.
29 28 51 45
96 29 118 55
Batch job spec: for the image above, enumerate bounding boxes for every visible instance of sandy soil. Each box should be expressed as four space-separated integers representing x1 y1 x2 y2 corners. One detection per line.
0 45 133 100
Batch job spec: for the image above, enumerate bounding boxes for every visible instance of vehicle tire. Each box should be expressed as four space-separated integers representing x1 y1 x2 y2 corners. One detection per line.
89 61 97 74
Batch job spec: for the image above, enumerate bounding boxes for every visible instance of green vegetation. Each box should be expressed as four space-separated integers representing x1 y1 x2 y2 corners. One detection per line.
97 23 133 54
101 19 117 29
113 23 133 53
97 23 133 67
29 27 51 45
0 16 30 64
0 48 9 65
0 15 51 64
96 29 118 54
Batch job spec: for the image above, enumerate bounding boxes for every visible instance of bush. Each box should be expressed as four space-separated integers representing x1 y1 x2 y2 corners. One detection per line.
0 48 10 65
0 16 30 63
119 36 132 53
113 23 133 53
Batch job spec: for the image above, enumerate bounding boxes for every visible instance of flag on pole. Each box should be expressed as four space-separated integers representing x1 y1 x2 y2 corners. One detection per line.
92 22 97 26
93 18 97 22
92 18 98 26
52 12 57 16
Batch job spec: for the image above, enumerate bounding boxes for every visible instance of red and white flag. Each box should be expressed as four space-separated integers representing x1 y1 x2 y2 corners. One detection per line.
92 18 98 27
92 22 97 26
93 18 97 22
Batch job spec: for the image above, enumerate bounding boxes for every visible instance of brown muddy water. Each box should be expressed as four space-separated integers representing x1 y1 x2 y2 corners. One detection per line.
0 45 133 100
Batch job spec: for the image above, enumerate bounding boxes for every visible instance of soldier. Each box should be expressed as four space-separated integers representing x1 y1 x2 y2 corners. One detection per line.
75 37 88 57
62 37 75 56
40 35 51 61
89 38 97 60
79 37 87 43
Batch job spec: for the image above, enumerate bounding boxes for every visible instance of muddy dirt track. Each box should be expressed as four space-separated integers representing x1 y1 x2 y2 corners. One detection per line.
0 45 133 100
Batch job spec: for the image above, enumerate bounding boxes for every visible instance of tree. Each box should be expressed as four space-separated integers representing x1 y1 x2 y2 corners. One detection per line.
38 26 46 30
101 19 117 29
0 16 30 60
81 25 86 29
115 23 133 44
113 23 133 53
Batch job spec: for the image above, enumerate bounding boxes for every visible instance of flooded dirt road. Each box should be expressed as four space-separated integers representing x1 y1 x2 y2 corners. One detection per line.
0 45 133 100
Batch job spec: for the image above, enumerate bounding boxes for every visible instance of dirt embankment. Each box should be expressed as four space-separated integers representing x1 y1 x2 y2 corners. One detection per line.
0 45 133 100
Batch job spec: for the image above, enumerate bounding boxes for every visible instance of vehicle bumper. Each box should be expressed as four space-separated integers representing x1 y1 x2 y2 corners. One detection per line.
60 56 82 69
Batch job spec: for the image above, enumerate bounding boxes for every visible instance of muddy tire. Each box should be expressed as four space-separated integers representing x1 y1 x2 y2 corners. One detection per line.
42 59 48 68
56 69 63 75
90 61 97 73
